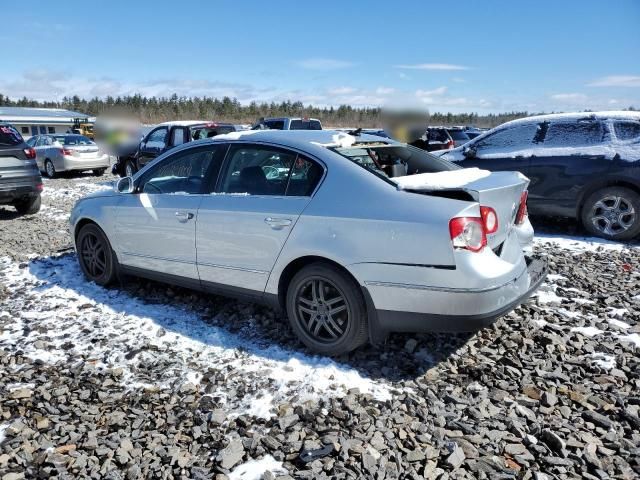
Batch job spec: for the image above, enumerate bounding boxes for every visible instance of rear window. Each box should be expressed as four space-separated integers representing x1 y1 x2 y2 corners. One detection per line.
448 130 470 141
290 120 322 130
266 120 285 130
543 121 603 148
427 129 450 142
53 135 94 146
0 125 24 146
614 121 640 141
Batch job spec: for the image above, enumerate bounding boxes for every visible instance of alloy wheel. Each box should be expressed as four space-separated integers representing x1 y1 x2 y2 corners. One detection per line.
45 161 55 178
80 232 107 279
590 195 636 236
295 278 350 343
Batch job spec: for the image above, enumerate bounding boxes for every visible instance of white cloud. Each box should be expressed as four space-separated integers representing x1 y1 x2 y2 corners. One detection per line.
395 63 469 71
550 93 588 102
588 75 640 88
296 58 354 70
327 86 357 95
416 86 448 97
375 87 395 95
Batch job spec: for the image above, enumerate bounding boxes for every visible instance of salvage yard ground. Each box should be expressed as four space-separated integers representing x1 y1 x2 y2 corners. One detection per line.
0 173 639 479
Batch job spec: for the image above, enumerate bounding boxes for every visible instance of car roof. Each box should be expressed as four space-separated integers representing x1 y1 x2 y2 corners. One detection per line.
156 120 233 127
502 110 640 128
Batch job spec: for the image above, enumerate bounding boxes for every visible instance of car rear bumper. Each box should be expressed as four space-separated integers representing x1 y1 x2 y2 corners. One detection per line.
0 176 42 204
364 255 547 334
61 154 110 172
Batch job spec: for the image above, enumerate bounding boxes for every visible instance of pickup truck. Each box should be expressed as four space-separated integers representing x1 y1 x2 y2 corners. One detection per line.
251 117 322 130
113 121 236 177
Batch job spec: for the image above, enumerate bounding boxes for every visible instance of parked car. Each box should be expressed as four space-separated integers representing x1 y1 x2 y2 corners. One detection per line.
446 127 471 147
0 123 42 214
433 111 640 240
26 134 110 178
410 127 455 152
252 117 322 130
70 130 545 355
112 121 236 177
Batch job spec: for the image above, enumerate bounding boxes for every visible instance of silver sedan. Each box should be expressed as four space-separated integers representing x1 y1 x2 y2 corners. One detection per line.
70 130 546 355
27 134 110 177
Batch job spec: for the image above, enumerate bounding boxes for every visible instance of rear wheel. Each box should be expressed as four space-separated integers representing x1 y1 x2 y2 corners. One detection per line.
286 262 368 356
44 159 56 178
76 223 118 286
92 168 106 177
14 195 41 215
581 186 640 240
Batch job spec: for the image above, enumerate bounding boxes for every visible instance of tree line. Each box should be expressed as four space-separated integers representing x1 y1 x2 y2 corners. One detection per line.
1 93 634 128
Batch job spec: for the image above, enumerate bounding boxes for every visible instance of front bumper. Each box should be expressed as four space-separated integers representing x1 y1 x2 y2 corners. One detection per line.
366 256 547 334
62 154 110 172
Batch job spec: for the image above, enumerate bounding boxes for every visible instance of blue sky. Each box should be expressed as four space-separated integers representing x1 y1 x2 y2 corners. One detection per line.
2 0 639 113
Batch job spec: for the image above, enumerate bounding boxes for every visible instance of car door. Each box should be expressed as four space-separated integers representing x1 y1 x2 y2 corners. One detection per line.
526 119 613 216
196 143 324 295
138 127 168 169
456 123 541 176
113 145 223 285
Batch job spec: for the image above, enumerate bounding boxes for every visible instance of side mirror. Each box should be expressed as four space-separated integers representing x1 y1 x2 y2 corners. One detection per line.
115 176 134 194
463 146 477 159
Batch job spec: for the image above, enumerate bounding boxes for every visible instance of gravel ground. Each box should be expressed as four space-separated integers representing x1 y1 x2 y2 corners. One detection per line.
1 174 639 479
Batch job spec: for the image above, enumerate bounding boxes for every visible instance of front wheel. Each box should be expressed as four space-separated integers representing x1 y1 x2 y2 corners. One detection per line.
76 223 118 286
286 262 368 356
44 159 56 178
14 195 41 215
581 186 640 240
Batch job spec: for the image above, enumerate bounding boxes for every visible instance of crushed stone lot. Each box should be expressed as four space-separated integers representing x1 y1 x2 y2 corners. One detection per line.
1 173 639 479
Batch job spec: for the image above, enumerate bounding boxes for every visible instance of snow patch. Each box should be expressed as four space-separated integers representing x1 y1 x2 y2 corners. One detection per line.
546 274 567 282
607 318 631 330
228 455 287 480
617 333 640 348
532 319 548 328
607 307 628 319
571 326 604 337
534 285 564 305
393 167 491 191
589 353 616 370
0 424 7 444
534 234 639 253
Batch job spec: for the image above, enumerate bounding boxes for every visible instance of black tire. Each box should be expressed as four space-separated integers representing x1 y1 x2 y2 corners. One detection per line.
76 223 118 286
92 168 106 177
286 262 368 356
14 195 41 215
44 159 56 178
581 186 640 240
124 159 136 178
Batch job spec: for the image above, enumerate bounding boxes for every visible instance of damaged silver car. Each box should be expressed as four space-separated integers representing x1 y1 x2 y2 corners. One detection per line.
70 130 546 355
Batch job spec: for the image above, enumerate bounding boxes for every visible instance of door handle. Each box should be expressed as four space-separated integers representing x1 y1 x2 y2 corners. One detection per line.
264 217 292 229
175 211 194 221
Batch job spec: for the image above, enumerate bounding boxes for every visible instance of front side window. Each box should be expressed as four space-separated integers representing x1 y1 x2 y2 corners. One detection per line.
614 121 640 142
145 128 168 149
140 145 226 195
218 145 297 195
474 123 540 152
542 121 603 148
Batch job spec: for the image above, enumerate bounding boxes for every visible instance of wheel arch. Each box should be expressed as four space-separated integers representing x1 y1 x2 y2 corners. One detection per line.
275 255 383 344
577 177 640 219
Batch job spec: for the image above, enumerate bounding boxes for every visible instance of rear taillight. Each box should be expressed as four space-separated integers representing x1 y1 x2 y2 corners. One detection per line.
35 183 43 192
449 217 486 252
515 191 528 225
480 206 498 234
24 147 36 159
447 139 455 149
60 147 73 156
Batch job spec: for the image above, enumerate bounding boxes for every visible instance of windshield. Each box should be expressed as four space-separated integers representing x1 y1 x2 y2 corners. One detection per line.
54 135 94 146
332 143 459 183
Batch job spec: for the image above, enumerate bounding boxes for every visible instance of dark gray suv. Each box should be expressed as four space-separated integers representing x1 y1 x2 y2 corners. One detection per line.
0 123 42 215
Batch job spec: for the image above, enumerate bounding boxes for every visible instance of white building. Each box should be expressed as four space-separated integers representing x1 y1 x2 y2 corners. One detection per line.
0 107 90 139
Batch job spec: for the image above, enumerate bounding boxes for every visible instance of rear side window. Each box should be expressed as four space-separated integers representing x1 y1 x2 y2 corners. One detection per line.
266 120 285 130
0 125 23 146
287 156 324 196
219 145 297 195
543 121 603 147
614 121 640 141
474 124 539 151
